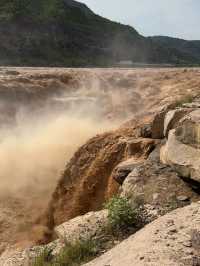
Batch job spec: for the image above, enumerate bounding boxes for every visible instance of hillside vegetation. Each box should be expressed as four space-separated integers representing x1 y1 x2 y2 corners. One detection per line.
0 0 199 66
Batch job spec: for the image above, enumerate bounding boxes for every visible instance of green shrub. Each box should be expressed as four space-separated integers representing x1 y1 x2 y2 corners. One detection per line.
32 248 52 266
33 239 99 266
33 197 144 265
175 94 194 107
105 196 141 231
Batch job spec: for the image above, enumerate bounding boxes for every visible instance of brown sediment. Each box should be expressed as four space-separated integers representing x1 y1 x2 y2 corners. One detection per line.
0 67 200 249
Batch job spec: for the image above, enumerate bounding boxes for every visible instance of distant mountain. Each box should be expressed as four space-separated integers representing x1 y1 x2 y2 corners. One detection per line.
150 36 200 63
0 0 199 66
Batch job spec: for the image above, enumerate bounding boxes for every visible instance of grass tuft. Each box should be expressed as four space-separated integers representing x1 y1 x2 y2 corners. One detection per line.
174 94 194 107
104 196 143 232
33 239 99 266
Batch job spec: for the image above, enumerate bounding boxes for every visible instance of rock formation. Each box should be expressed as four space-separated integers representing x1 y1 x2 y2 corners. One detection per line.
47 126 156 228
0 210 108 266
161 109 200 182
1 68 200 265
84 100 200 266
85 202 200 266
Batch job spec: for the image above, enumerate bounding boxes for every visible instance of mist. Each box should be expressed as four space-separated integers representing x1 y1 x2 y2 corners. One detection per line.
0 107 115 199
0 68 143 247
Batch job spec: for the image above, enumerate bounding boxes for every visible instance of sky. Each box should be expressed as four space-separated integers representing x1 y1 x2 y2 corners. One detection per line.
79 0 200 40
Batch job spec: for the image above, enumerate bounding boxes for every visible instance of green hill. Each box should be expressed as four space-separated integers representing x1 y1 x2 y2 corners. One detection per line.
0 0 199 66
150 36 200 64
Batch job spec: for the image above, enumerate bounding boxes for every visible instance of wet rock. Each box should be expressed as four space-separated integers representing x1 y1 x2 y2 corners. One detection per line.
140 124 152 138
126 138 156 157
112 138 156 185
112 158 142 185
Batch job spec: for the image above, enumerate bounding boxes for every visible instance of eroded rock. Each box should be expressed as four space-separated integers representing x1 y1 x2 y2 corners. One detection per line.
0 210 108 266
161 109 200 183
121 146 200 214
125 138 156 157
164 108 193 137
151 104 176 139
84 202 200 266
151 109 166 139
0 240 64 266
112 138 156 185
139 123 152 138
176 109 200 148
55 210 108 243
112 158 143 185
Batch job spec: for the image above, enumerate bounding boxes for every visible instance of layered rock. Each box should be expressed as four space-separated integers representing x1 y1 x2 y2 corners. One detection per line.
161 109 200 182
120 146 200 217
3 101 200 266
163 108 193 137
0 240 63 266
112 138 155 185
112 158 143 185
0 210 108 266
151 103 177 139
55 210 108 243
85 202 200 266
46 125 157 228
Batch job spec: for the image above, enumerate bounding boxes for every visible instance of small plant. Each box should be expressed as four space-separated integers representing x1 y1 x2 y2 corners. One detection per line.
32 248 52 266
175 94 194 107
33 239 99 266
105 196 141 231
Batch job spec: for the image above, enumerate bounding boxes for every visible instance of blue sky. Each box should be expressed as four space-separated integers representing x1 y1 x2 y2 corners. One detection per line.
80 0 200 40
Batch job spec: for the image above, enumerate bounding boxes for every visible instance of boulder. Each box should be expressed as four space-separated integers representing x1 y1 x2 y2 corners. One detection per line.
140 123 152 138
112 158 143 185
176 109 200 147
55 210 108 243
112 137 157 185
161 110 200 182
161 129 200 182
121 146 200 214
125 138 156 157
84 202 200 266
0 210 108 266
151 104 176 139
151 109 166 139
150 102 194 139
164 108 193 137
0 240 64 266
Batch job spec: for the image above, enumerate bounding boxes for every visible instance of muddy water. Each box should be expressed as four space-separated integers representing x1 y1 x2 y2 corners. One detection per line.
0 67 200 251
